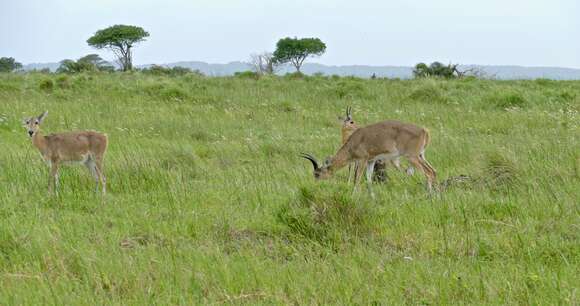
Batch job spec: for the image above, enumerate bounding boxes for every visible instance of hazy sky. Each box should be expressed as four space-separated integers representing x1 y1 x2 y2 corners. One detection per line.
1 0 579 67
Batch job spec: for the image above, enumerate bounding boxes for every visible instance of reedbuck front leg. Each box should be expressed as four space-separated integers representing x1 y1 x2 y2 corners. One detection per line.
49 161 60 195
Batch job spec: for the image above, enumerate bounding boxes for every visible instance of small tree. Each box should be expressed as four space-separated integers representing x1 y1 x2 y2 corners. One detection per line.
413 62 459 79
273 37 326 72
57 54 114 73
87 25 149 71
249 52 278 75
0 57 23 72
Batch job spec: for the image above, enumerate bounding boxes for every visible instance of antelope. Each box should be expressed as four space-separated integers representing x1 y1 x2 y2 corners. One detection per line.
338 107 413 183
301 120 436 195
339 106 360 182
23 111 108 195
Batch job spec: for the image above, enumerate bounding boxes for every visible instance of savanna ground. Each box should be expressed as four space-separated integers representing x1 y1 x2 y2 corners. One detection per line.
0 72 578 305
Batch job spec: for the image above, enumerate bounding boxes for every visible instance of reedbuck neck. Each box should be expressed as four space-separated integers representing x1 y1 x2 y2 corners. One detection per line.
24 111 108 195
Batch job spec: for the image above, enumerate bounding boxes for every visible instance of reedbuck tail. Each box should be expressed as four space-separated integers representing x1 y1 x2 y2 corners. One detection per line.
422 128 431 149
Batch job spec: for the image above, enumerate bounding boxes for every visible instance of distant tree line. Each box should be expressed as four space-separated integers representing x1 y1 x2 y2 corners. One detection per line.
413 61 487 79
2 23 488 80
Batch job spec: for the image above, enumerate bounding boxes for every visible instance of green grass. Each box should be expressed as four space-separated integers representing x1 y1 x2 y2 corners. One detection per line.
0 72 579 304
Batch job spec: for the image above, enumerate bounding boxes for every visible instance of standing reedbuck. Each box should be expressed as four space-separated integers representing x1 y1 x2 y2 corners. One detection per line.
338 107 412 183
339 106 361 182
23 111 108 195
301 120 436 195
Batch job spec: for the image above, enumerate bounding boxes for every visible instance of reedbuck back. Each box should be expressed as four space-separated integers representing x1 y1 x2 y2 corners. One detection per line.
24 111 108 195
302 120 436 195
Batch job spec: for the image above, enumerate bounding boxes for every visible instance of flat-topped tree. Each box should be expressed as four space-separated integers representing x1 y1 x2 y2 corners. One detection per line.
273 37 326 73
87 25 149 71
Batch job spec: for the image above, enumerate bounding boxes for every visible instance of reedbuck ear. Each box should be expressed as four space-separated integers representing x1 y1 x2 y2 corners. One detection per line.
37 111 48 122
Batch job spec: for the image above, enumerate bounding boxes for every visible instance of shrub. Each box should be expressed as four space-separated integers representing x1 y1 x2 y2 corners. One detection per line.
159 86 189 101
141 65 199 77
56 75 71 89
408 82 447 103
39 79 54 91
277 185 377 245
333 80 367 99
234 71 259 79
484 91 526 109
480 151 520 191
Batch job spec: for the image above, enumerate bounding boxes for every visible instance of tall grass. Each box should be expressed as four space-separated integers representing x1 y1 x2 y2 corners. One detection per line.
0 72 578 304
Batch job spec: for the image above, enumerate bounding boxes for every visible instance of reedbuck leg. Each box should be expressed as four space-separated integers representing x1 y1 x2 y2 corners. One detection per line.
85 159 100 193
347 163 353 183
94 157 106 195
365 160 376 198
408 156 435 191
49 162 60 195
352 159 367 193
419 153 436 189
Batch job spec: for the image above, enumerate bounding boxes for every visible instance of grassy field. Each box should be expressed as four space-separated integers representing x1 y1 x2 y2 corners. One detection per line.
0 72 578 304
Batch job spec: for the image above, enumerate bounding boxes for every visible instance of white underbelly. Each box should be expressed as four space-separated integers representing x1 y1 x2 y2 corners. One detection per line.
371 151 400 163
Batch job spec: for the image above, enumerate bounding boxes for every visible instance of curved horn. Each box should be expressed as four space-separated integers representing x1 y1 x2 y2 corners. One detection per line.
300 153 319 170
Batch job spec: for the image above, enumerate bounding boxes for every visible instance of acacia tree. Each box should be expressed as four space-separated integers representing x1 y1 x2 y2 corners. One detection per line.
87 25 149 71
0 57 23 72
273 37 326 72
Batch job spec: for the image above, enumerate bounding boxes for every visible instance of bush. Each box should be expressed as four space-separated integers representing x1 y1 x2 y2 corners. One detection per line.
159 86 189 101
480 151 520 191
277 185 377 245
408 82 447 103
234 71 259 79
56 75 71 89
39 79 54 91
485 91 526 109
332 80 367 99
141 65 202 77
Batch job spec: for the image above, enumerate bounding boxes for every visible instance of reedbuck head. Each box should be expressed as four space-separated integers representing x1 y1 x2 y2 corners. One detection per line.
300 153 333 180
339 106 357 132
23 111 48 137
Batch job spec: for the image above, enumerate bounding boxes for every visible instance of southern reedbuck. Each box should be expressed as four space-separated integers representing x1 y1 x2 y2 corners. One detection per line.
301 120 436 195
24 111 108 195
338 107 412 183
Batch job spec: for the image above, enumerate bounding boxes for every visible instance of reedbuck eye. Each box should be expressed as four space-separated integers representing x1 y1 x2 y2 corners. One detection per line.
35 121 39 125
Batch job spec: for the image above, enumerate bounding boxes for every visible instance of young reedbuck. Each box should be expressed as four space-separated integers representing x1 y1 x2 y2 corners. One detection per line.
339 106 360 182
301 120 436 195
23 111 108 195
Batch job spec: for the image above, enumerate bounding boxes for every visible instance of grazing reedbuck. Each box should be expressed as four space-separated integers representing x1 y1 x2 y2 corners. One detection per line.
23 111 108 195
301 120 436 195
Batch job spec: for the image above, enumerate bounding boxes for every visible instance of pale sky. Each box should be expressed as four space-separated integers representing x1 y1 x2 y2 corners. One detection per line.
1 0 579 68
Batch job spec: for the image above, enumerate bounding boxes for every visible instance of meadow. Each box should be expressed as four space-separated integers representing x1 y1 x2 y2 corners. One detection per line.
0 72 578 304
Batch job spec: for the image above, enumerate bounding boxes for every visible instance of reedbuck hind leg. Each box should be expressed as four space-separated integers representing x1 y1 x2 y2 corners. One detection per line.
85 158 100 193
365 160 376 198
94 156 106 195
408 156 435 191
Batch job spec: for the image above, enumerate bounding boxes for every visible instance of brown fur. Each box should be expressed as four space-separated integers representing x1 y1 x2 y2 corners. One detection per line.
25 111 108 195
305 120 436 194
